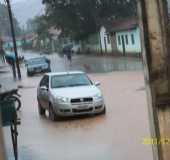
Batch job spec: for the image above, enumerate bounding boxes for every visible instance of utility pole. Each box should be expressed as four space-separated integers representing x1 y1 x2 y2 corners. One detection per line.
6 0 21 80
138 0 170 160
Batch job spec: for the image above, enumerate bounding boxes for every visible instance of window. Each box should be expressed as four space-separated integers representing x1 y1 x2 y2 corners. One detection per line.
131 34 135 45
125 35 128 45
118 35 121 45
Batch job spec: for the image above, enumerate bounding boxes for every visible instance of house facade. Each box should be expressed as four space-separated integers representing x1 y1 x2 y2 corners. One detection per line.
82 18 141 56
109 18 142 56
81 26 112 54
115 27 141 54
100 26 112 53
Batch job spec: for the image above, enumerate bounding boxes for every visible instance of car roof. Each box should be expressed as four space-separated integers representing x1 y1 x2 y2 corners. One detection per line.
45 71 85 76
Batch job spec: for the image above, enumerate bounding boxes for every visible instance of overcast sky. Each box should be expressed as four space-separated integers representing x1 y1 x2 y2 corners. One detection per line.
0 0 170 27
0 0 44 27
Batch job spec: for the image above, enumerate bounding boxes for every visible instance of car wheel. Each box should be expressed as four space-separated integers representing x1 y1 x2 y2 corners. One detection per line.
38 101 46 116
49 104 57 121
101 107 106 114
96 106 106 115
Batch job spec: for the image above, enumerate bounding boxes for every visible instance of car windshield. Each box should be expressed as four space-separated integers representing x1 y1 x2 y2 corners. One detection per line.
51 73 92 88
27 58 46 65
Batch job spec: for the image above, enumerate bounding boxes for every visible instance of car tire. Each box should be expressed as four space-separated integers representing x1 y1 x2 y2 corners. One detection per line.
96 106 106 115
49 104 57 121
38 101 46 116
101 107 106 115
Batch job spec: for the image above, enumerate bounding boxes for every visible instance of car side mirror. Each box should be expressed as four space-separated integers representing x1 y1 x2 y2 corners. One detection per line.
94 82 100 86
40 86 48 91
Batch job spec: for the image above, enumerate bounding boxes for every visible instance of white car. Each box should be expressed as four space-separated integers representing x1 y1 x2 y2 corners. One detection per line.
37 71 106 121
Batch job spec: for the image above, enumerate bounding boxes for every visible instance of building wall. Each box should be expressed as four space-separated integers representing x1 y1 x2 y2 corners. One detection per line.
82 27 112 54
116 27 141 54
100 26 112 53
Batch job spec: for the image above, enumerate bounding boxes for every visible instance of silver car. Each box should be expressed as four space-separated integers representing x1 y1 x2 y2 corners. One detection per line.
37 71 106 121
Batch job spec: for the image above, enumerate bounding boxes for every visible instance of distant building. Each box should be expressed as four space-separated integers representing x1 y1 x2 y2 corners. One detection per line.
81 27 112 54
82 18 141 56
99 26 112 53
108 18 142 56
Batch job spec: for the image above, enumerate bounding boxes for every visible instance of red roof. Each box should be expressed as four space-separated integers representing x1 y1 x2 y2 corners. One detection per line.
104 17 138 32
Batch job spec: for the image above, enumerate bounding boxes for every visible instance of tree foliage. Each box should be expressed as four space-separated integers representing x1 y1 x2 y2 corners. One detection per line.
42 0 137 40
0 3 21 37
32 16 51 40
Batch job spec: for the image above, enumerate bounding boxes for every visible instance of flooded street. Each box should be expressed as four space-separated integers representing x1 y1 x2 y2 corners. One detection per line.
2 70 153 160
20 51 143 73
49 54 143 73
1 53 153 160
0 0 169 159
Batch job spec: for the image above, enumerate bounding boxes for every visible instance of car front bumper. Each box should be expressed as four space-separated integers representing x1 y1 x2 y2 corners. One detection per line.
28 67 50 74
53 100 105 117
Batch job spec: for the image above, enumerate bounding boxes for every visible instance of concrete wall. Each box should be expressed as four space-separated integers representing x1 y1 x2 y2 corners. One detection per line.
116 27 141 54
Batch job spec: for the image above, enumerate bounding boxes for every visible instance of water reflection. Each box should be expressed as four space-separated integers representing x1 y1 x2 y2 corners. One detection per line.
70 56 143 73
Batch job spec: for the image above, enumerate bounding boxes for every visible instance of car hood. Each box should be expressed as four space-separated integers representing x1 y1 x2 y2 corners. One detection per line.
51 85 101 98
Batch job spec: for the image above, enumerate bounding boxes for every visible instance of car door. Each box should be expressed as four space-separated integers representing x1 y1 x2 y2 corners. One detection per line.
38 75 50 109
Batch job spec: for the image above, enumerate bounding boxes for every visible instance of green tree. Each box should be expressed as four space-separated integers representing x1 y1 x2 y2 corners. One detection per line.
28 15 52 52
42 0 137 40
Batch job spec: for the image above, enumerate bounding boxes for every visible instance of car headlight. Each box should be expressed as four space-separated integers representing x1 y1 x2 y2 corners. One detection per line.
57 97 70 103
94 93 103 101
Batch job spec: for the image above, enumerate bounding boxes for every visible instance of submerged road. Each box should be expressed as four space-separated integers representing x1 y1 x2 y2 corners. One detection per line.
2 52 153 160
3 72 153 160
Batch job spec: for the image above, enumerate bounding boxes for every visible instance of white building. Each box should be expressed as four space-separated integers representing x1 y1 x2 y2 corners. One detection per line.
78 18 141 56
109 18 142 56
99 26 112 53
116 27 141 54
